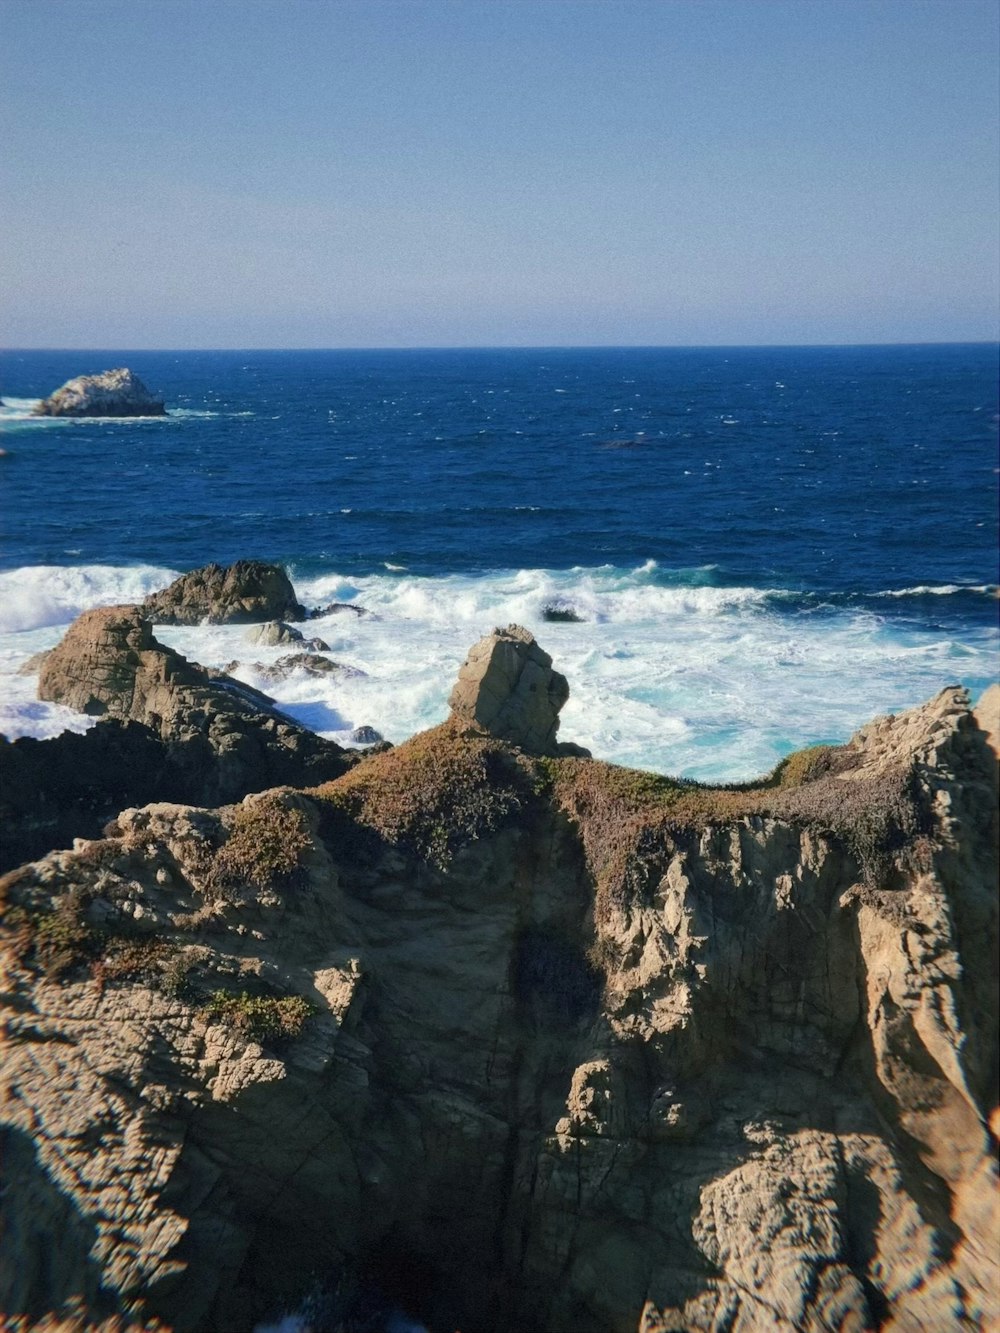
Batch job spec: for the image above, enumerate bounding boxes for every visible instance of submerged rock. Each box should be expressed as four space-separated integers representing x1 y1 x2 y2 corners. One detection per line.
142 560 306 625
256 653 365 685
448 623 570 755
33 367 165 417
541 602 584 623
15 649 51 676
308 601 370 619
349 725 384 745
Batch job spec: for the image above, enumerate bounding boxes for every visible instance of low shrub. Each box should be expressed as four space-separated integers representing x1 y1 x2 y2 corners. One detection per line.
208 794 311 895
203 989 313 1044
312 720 543 869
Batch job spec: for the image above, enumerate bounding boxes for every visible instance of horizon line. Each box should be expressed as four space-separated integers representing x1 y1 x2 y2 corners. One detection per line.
3 339 999 355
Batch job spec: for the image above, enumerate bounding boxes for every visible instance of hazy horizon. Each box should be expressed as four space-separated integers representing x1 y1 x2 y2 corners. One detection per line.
3 0 998 350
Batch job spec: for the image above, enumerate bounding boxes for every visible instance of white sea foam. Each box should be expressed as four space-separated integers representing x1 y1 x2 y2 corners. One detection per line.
0 564 178 633
1 562 997 781
875 583 997 598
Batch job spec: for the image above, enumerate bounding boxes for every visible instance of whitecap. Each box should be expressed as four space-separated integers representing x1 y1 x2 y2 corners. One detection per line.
0 563 177 633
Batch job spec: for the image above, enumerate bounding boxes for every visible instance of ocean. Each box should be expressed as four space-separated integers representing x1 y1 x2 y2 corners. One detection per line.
1 344 997 782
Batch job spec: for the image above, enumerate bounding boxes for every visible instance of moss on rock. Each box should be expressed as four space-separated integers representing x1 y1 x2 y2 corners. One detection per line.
312 719 544 870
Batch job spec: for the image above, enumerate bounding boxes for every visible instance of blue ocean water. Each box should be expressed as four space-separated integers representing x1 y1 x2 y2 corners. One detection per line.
1 345 997 779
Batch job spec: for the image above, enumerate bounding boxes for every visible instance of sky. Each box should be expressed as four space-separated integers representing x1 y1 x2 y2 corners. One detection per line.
1 0 998 348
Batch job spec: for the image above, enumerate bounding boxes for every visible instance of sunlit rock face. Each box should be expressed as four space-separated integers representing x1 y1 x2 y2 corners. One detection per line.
33 367 166 417
1 639 997 1332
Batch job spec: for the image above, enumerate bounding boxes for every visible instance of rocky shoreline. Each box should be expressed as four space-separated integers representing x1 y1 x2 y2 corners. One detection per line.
1 561 997 1333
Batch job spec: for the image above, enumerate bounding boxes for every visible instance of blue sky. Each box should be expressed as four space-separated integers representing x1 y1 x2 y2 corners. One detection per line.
2 0 997 348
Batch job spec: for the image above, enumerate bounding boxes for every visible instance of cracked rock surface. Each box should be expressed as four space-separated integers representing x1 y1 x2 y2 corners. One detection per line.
1 686 997 1332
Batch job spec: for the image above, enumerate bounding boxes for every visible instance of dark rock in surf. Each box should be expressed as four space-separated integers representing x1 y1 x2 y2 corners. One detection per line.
308 602 370 619
349 725 384 745
542 603 584 623
142 561 306 625
33 368 165 417
256 653 366 686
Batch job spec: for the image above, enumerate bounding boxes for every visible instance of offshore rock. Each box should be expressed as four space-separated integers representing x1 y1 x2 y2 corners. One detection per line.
245 620 311 648
33 367 165 417
448 623 570 754
1 683 996 1333
142 560 306 625
255 653 364 685
35 604 349 804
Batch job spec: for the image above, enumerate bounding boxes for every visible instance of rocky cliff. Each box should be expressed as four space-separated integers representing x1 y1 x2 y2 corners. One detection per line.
0 631 996 1333
1 606 350 871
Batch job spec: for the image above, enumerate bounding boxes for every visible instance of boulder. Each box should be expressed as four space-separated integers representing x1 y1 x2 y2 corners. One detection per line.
142 561 306 625
245 621 305 648
349 725 384 745
33 368 165 417
448 624 569 755
35 605 349 804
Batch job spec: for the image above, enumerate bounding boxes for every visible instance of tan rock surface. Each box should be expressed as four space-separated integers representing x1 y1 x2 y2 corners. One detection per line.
448 622 571 754
141 561 305 626
35 604 349 802
1 685 996 1332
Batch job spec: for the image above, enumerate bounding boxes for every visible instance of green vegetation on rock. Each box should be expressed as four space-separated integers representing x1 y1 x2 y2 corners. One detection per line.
208 794 311 895
203 989 313 1043
313 719 544 869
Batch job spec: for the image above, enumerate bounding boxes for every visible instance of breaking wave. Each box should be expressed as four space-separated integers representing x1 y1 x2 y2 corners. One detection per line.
1 560 996 783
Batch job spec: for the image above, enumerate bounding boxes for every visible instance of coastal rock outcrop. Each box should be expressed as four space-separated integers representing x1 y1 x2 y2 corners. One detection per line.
33 368 165 417
1 658 996 1332
448 623 572 755
30 603 349 804
142 561 306 625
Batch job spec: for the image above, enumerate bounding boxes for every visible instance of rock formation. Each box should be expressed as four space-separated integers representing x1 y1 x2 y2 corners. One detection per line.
142 561 306 625
255 653 364 686
30 602 349 789
1 636 997 1332
449 623 572 755
33 368 166 417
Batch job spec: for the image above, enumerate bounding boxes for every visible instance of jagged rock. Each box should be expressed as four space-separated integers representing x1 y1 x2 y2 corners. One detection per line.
349 725 383 745
1 685 996 1333
541 602 584 623
33 605 349 806
142 561 306 625
448 623 570 755
256 653 365 686
33 368 165 417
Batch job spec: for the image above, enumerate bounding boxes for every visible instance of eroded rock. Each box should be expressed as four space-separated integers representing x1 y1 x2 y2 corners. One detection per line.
33 368 165 417
142 561 306 625
34 604 349 803
1 677 996 1333
448 623 570 755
